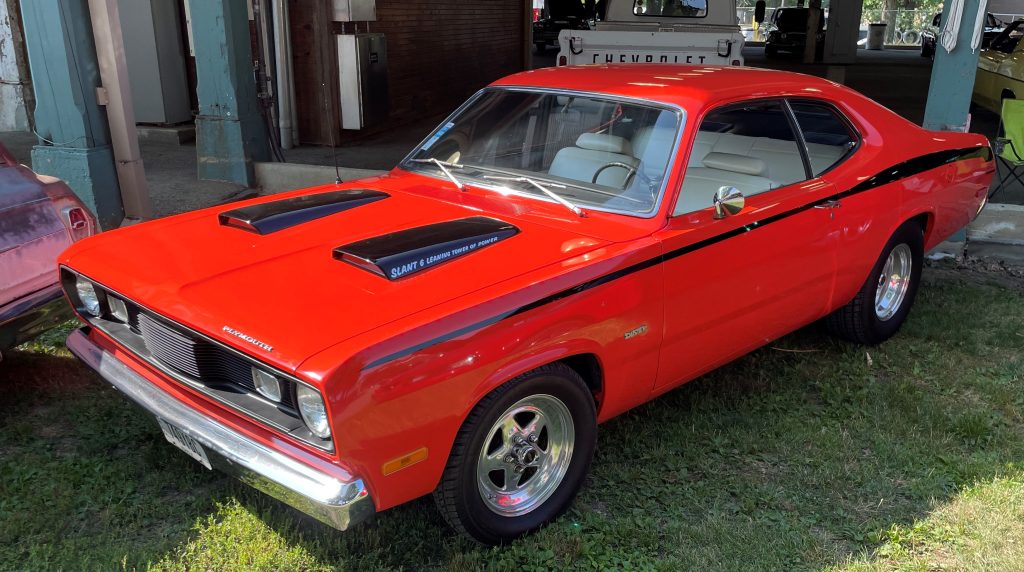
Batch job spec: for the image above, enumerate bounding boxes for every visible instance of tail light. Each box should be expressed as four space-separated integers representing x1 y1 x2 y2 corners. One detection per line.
62 206 94 241
558 55 567 66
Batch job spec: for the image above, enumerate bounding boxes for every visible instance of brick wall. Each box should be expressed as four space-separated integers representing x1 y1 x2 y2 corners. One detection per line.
291 0 527 146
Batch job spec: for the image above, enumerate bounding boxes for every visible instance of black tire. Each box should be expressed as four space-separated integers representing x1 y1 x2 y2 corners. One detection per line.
433 362 597 545
826 221 924 345
921 42 934 58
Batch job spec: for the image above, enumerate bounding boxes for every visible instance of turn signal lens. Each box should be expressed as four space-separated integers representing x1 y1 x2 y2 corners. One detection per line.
75 277 101 317
251 368 282 402
107 296 129 322
296 384 331 438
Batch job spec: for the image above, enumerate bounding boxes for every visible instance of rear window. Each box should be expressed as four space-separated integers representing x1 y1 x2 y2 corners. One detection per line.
633 0 707 18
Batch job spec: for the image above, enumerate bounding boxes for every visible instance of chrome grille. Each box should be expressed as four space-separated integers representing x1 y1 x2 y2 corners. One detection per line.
134 307 296 409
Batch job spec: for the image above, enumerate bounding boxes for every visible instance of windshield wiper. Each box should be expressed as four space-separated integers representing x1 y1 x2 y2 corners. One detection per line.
407 158 466 191
483 175 586 217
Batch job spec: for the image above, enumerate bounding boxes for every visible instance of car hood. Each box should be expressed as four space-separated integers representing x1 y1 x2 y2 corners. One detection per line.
61 177 614 371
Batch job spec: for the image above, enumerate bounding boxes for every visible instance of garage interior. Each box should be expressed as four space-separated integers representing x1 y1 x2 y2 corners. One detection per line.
0 0 1021 259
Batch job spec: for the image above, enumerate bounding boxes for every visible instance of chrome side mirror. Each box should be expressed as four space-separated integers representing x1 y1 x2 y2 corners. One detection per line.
713 186 745 219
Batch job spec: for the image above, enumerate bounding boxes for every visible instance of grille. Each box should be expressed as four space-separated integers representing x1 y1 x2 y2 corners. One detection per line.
132 307 296 409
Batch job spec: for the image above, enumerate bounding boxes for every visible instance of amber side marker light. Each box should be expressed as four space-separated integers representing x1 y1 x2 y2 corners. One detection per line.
382 447 429 476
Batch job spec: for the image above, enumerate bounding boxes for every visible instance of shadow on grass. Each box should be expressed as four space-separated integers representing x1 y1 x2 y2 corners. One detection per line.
1 269 1021 570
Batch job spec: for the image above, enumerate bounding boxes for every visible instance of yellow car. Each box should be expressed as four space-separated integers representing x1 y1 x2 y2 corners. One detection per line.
974 19 1024 113
973 19 1024 113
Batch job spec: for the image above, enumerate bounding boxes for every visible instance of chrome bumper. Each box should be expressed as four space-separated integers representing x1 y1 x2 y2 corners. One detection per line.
66 328 374 531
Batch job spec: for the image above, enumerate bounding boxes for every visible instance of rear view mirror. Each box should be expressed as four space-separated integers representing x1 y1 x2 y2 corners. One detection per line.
713 186 745 219
754 1 766 24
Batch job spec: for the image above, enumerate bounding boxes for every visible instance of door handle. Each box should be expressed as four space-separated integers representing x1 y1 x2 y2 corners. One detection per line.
814 200 841 209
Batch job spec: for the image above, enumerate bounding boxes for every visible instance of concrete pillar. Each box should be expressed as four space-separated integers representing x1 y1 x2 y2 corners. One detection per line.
821 0 862 64
190 0 269 186
923 0 984 132
20 0 124 229
923 0 985 250
1 0 32 131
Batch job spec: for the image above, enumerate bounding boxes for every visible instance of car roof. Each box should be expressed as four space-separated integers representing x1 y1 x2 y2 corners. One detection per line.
490 65 844 111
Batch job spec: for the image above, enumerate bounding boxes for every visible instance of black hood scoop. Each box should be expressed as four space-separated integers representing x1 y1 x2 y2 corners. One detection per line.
219 189 389 234
334 216 519 280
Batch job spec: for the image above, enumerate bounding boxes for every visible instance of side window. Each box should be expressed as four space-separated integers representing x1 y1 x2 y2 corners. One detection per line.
675 100 805 216
990 21 1024 54
789 101 858 176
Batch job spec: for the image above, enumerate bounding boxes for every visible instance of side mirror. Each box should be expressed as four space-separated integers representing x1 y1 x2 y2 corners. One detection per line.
713 186 745 219
754 1 766 24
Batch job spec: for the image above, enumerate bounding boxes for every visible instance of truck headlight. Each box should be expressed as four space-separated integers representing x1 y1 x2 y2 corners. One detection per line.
296 384 331 438
75 277 101 317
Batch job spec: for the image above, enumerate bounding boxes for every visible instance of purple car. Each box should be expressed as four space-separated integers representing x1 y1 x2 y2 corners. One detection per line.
0 143 96 357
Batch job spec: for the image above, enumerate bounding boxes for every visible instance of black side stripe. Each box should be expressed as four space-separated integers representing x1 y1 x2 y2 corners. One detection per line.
363 146 990 370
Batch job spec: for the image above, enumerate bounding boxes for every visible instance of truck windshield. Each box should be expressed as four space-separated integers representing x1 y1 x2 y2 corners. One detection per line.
633 0 707 18
402 89 681 217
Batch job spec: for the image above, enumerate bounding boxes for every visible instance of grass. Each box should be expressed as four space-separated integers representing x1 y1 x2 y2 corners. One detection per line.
1 264 1022 571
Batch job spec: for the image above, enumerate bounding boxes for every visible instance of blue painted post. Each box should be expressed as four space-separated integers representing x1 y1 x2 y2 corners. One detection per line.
922 0 984 247
20 0 124 229
923 0 984 131
190 0 269 186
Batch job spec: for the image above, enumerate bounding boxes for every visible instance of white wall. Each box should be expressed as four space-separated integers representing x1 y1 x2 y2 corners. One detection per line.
0 0 29 132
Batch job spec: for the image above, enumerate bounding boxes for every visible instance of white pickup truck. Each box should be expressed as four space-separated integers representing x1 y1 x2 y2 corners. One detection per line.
557 0 745 67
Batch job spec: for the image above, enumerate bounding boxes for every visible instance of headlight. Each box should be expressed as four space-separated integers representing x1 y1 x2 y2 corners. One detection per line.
296 384 331 438
251 367 282 402
75 277 101 316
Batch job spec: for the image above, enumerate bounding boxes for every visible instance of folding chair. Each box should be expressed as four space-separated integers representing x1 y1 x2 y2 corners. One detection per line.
991 98 1024 200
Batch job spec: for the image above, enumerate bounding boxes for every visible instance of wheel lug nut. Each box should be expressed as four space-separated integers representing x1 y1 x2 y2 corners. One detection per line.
488 493 497 500
514 465 525 473
504 455 515 464
528 434 538 443
514 436 526 445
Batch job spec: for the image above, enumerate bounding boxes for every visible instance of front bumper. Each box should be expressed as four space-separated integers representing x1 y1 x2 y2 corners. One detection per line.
0 284 73 351
66 328 374 531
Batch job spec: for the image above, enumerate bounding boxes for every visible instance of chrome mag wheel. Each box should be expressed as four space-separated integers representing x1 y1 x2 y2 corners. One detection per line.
875 243 913 321
476 394 575 517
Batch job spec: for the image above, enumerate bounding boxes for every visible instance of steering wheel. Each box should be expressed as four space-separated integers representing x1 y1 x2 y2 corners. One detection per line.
591 162 638 187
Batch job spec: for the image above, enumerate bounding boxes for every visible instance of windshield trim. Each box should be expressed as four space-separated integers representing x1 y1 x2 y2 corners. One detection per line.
399 86 687 220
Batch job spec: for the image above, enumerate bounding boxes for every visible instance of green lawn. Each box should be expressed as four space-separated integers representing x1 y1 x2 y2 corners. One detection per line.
1 264 1022 571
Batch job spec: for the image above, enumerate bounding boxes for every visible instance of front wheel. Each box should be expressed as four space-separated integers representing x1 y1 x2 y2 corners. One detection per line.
433 363 597 544
826 221 924 345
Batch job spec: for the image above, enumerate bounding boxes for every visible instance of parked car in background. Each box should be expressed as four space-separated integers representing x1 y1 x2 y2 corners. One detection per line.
765 7 825 58
973 19 1024 113
0 143 95 356
62 65 993 544
533 0 594 52
922 11 1005 58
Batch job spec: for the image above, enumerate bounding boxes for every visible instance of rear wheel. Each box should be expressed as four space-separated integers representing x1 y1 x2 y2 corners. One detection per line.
826 221 924 345
433 363 596 544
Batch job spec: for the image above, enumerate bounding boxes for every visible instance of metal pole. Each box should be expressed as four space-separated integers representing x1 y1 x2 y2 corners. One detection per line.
87 0 153 223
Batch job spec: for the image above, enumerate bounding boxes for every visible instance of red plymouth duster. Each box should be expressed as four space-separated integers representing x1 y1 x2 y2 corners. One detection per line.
60 65 993 544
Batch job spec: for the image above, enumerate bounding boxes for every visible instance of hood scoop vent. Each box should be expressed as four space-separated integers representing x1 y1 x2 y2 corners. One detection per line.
334 216 519 280
219 189 389 235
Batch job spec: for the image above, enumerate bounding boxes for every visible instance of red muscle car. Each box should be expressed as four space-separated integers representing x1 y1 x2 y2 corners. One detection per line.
60 65 993 544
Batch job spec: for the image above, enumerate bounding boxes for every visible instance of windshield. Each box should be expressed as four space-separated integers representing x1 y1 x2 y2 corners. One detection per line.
402 89 682 216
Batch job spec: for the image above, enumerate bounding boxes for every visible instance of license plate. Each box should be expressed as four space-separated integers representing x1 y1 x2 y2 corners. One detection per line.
157 418 212 470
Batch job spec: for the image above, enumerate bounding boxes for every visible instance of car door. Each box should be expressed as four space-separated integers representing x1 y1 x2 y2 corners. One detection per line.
977 21 1024 110
652 98 857 391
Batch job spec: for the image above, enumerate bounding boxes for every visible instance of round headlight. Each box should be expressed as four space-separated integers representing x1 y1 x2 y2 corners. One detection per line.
296 384 331 439
75 277 101 317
